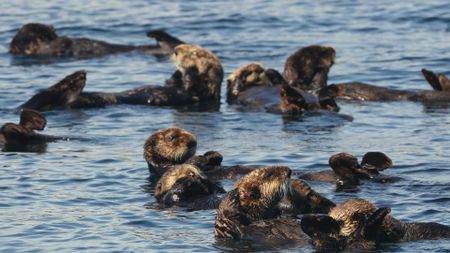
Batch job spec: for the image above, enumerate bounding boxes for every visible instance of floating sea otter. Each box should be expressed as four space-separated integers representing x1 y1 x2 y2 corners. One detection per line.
226 63 341 115
302 198 450 251
10 23 184 57
144 128 335 213
154 164 225 210
0 109 67 152
18 44 224 110
299 152 398 191
330 69 450 102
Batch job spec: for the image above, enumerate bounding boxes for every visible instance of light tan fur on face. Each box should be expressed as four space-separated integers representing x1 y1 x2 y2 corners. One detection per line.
228 63 271 87
235 166 291 212
171 44 221 74
329 198 377 236
144 127 197 163
156 164 206 196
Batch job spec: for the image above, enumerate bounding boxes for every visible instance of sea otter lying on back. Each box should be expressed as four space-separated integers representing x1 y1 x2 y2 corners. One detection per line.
299 152 397 191
10 23 183 57
154 164 225 210
226 62 340 114
330 69 450 102
303 198 450 251
18 44 224 110
0 109 66 152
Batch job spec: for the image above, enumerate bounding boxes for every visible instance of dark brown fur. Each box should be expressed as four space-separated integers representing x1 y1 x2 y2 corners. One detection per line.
214 166 291 239
299 152 395 190
19 45 224 109
332 69 450 102
1 109 63 151
283 45 336 93
10 23 183 57
321 198 450 249
227 64 340 114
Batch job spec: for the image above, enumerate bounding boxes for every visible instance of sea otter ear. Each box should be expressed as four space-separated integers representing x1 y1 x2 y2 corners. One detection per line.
364 207 391 240
19 109 47 130
361 152 393 172
301 214 341 237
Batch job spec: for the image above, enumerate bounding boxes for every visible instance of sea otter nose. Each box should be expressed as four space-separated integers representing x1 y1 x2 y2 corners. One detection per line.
187 140 197 149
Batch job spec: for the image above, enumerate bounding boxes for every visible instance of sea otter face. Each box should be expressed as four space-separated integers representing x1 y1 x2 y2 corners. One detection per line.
302 199 391 251
10 23 58 55
19 109 47 131
144 128 197 171
319 46 336 69
226 63 272 102
155 164 206 200
235 166 292 219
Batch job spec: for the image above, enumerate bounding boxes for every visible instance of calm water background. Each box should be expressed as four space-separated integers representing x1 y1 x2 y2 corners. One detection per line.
0 0 449 252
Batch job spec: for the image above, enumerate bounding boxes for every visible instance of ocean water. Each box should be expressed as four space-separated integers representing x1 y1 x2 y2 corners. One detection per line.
0 0 449 252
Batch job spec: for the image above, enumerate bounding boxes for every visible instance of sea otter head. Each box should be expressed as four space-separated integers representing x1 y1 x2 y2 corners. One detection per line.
302 198 391 251
235 166 291 220
171 44 223 100
283 45 336 92
214 166 292 239
329 153 366 189
143 128 197 176
154 164 224 206
10 23 59 55
19 109 47 130
49 70 87 105
360 152 393 173
226 63 273 103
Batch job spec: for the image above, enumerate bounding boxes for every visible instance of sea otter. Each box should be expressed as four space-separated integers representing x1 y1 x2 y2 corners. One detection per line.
299 152 396 190
331 69 450 102
302 198 450 251
154 164 225 209
0 109 66 151
18 44 224 110
19 70 87 111
10 23 183 57
214 166 300 240
283 45 336 94
301 204 390 251
226 63 340 114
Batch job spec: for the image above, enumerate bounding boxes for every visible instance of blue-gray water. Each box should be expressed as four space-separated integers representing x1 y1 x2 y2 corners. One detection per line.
1 1 449 252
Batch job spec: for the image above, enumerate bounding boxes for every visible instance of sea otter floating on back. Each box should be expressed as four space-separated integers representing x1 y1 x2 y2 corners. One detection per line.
10 23 184 57
17 43 224 109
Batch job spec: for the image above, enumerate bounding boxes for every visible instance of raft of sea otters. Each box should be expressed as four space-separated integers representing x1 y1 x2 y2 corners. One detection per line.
2 23 450 251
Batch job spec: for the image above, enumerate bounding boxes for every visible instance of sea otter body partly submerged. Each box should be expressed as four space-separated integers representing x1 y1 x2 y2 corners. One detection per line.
10 23 183 57
299 152 397 190
226 62 340 115
154 164 225 210
0 109 66 152
18 44 224 110
303 198 450 251
332 69 450 102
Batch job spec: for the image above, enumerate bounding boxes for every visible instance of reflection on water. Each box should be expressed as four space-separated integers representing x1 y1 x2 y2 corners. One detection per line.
0 0 450 252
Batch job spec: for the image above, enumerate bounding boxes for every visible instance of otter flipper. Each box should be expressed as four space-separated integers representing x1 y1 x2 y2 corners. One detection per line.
147 30 184 52
319 84 340 112
19 70 87 111
364 207 391 240
361 152 393 173
422 68 450 91
19 109 47 130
